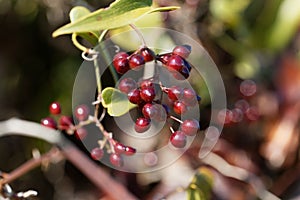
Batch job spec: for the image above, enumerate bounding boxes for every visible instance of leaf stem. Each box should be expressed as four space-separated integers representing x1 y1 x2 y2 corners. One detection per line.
72 33 89 52
129 24 147 47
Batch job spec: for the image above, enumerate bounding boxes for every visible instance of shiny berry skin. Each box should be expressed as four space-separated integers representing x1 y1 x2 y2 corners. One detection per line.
142 103 157 119
158 53 172 64
118 78 137 94
113 58 130 74
129 54 145 69
140 47 155 62
140 87 156 102
113 52 129 60
135 117 150 133
173 45 191 59
167 55 185 71
75 105 89 121
41 117 57 129
170 131 187 148
59 115 73 130
183 59 192 71
139 79 154 89
125 146 136 156
182 88 197 106
75 127 88 140
173 101 187 115
181 119 199 136
128 89 143 104
49 102 61 115
91 147 104 160
110 153 124 167
114 142 126 154
168 86 183 101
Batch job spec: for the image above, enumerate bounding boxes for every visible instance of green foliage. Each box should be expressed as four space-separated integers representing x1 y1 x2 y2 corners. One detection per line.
101 87 136 117
52 0 179 37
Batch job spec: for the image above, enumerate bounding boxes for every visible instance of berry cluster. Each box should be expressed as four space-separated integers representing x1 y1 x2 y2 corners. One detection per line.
113 45 192 80
115 45 201 148
41 102 136 167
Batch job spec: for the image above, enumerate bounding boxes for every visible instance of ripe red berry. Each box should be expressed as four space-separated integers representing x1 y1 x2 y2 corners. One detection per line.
167 55 185 72
114 142 126 154
59 115 73 130
158 53 172 64
140 47 155 62
129 54 145 69
140 87 156 102
128 89 143 104
113 52 129 60
135 117 150 133
113 52 130 74
75 127 88 140
41 117 57 129
142 103 157 119
139 79 154 89
124 146 136 156
110 153 124 167
172 45 191 59
170 131 187 148
173 101 187 115
49 102 61 115
182 88 197 107
168 86 183 101
118 78 137 94
91 147 104 160
75 104 89 121
181 119 199 136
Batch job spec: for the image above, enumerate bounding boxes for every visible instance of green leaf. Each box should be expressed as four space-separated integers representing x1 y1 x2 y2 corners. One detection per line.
69 6 99 45
52 0 179 37
101 87 136 117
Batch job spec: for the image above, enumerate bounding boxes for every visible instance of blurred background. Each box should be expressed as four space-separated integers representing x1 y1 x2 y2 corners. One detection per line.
1 0 300 199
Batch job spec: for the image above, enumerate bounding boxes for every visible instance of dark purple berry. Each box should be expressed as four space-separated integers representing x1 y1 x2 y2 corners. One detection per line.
167 55 185 71
128 89 143 104
140 87 156 102
118 78 137 94
129 54 145 69
113 58 130 74
183 59 192 71
173 101 187 115
124 146 136 156
170 131 187 148
173 45 191 59
41 117 57 129
75 105 89 121
110 153 124 167
49 102 61 115
168 86 183 101
140 47 155 62
91 147 104 160
181 119 199 136
75 127 88 140
135 117 150 133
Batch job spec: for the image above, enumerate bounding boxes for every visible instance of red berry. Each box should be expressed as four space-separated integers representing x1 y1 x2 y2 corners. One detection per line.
135 117 150 133
113 58 130 74
140 87 156 102
110 153 124 167
124 146 136 156
142 103 157 119
173 101 187 115
118 78 137 94
231 108 243 123
139 79 154 89
240 80 257 97
168 86 183 101
128 89 143 104
234 99 249 113
129 54 145 69
181 119 199 136
158 53 172 64
245 106 259 121
41 117 57 129
49 102 61 115
75 104 89 121
75 127 88 140
182 88 197 107
140 47 155 62
113 52 129 60
59 115 73 130
173 45 191 59
217 109 233 125
170 131 187 148
91 147 104 160
167 55 185 71
114 142 126 154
